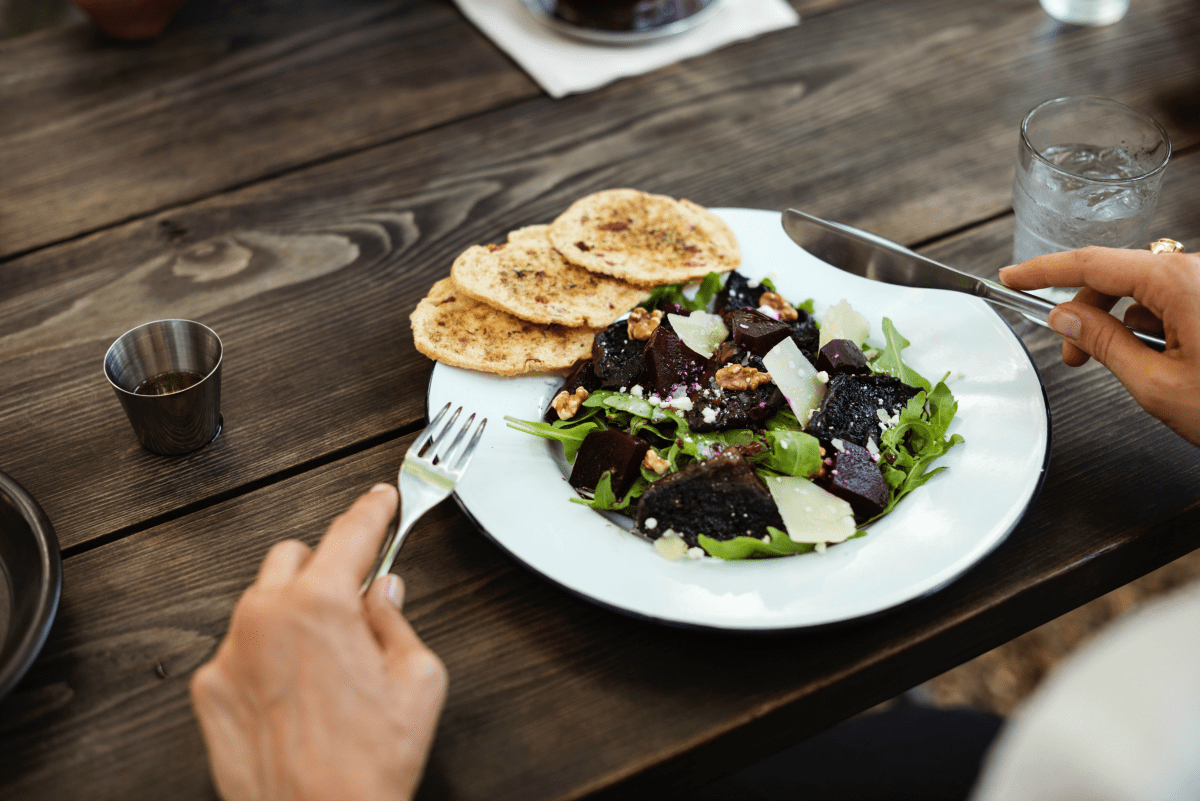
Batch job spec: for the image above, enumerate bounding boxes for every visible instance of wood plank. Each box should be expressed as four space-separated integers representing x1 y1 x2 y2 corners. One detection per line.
0 0 541 257
2 0 1197 261
2 0 1198 551
0 385 1197 800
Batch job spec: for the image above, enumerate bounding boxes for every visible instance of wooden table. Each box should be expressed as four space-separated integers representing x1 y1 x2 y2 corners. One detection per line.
2 0 1198 797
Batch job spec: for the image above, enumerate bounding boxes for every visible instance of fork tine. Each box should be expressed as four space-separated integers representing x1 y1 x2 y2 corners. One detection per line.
437 412 476 466
421 405 461 460
412 402 452 457
450 417 487 472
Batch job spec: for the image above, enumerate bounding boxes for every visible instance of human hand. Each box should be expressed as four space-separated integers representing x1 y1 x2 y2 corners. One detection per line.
72 0 188 39
190 484 448 801
1000 245 1200 446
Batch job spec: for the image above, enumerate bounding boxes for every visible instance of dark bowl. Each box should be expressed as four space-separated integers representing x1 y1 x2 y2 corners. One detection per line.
0 470 62 698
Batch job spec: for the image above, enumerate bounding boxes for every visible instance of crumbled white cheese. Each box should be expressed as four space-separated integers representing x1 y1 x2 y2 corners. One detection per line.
644 517 658 530
815 542 828 554
648 396 661 407
831 438 845 452
866 438 879 455
757 304 780 321
662 528 679 539
817 371 830 384
747 278 760 288
630 384 644 398
654 536 688 561
701 407 719 424
686 547 705 560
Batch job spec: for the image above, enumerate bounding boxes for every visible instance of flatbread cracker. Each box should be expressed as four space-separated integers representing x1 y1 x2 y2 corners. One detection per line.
548 189 741 287
450 225 650 327
411 278 599 376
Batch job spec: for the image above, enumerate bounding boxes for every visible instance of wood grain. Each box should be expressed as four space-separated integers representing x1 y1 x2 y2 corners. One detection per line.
3 0 1199 552
0 415 1196 800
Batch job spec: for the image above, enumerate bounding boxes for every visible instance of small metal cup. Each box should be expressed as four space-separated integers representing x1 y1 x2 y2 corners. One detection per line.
104 320 224 456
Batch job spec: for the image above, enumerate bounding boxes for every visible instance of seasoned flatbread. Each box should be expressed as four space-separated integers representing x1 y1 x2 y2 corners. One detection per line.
411 278 599 375
548 189 741 287
450 225 649 327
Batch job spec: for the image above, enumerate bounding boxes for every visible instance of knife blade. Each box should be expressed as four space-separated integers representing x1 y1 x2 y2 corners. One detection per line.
781 209 1166 352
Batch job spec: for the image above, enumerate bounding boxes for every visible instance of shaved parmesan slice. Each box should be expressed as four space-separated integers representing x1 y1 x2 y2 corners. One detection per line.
668 312 727 359
764 476 857 544
819 300 870 350
762 337 826 424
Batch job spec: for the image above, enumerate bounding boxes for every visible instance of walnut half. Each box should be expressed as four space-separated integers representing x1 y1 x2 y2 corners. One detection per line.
627 307 663 340
642 449 670 475
551 387 589 420
715 363 772 391
759 291 799 322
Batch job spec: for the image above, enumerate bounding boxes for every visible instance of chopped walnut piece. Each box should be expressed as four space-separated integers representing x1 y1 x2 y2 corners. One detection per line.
626 307 664 340
551 387 589 420
642 449 670 475
715 363 772 391
759 291 799 322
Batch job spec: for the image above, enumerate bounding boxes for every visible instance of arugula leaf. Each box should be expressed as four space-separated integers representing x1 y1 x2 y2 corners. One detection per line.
752 430 823 478
699 526 816 559
569 471 647 512
872 317 931 392
875 379 964 516
504 416 604 463
642 271 724 312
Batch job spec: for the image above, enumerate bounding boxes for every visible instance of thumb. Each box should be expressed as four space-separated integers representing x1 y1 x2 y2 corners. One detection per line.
364 574 422 655
1048 302 1162 390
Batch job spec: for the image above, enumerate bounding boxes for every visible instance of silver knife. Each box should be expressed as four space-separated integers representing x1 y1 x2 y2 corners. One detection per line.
781 209 1167 352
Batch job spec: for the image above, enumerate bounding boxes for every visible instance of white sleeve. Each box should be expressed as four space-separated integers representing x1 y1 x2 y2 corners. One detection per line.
972 581 1200 801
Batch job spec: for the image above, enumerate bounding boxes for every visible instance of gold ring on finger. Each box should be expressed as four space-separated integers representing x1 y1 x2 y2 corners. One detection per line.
1148 238 1185 254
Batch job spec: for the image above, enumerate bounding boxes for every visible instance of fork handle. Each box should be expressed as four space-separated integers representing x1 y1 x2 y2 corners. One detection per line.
360 498 425 595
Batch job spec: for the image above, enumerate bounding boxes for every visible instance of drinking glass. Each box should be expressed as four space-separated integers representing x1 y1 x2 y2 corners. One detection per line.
1038 0 1130 26
1011 96 1170 302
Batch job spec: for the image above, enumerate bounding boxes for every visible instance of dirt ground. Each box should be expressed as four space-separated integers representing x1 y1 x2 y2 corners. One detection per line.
918 548 1200 716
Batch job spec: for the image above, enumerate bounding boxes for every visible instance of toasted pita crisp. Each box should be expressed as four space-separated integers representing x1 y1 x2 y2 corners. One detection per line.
411 278 599 375
548 189 741 287
450 225 649 328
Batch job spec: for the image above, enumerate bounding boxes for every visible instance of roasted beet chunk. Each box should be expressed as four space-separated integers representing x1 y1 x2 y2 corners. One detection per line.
823 443 889 521
815 339 869 376
569 430 650 500
643 326 707 398
543 359 602 422
714 271 763 315
806 373 921 448
728 308 793 357
789 307 820 361
634 451 783 547
686 378 784 432
592 321 647 389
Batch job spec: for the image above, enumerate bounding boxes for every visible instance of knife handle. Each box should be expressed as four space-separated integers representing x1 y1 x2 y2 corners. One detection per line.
976 279 1167 352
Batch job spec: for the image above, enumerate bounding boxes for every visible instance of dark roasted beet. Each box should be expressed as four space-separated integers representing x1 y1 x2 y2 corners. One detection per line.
592 321 647 389
569 430 650 499
789 308 821 361
823 443 889 521
713 271 763 316
643 326 707 398
686 378 785 432
543 359 602 422
660 303 691 317
805 373 921 448
634 450 783 547
727 308 793 357
815 339 869 376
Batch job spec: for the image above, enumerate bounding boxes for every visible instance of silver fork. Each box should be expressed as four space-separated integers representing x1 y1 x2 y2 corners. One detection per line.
361 403 487 593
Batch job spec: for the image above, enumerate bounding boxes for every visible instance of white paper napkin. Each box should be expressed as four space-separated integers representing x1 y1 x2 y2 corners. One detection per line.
452 0 800 98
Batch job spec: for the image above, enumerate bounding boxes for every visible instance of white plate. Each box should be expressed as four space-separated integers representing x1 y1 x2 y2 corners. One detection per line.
427 208 1050 631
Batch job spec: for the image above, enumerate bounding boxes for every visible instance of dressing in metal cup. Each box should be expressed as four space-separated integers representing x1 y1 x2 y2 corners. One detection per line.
103 320 223 456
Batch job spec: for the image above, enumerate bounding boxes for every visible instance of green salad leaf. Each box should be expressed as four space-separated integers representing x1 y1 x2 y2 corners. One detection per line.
872 317 931 392
699 526 816 559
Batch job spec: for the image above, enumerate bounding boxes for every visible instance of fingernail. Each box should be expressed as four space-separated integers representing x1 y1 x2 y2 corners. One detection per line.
370 483 392 494
1048 308 1081 339
385 574 404 609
